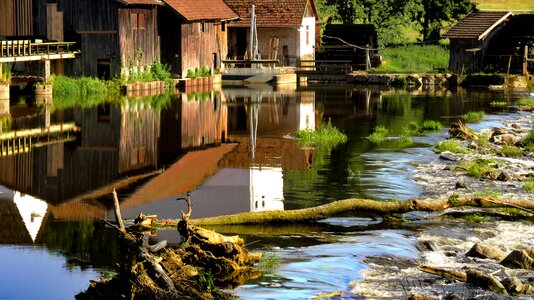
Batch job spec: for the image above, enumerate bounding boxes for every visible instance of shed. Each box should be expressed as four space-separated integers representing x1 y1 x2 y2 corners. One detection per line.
223 0 319 66
316 24 380 70
443 11 513 72
33 0 162 78
160 0 238 77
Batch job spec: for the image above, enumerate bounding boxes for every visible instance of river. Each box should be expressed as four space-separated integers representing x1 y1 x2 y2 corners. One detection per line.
0 84 532 299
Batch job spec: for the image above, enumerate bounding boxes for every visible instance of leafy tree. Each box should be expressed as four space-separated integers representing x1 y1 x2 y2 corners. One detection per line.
411 0 476 42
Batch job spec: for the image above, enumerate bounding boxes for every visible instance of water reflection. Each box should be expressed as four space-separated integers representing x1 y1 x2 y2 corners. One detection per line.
0 84 527 299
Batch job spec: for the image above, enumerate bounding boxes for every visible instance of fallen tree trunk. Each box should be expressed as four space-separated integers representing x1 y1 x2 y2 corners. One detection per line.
154 196 534 226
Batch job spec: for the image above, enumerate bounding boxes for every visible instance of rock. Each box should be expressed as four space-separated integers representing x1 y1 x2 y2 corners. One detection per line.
439 154 457 162
491 134 518 145
417 240 439 252
502 276 534 295
466 269 508 295
492 127 509 136
501 249 534 270
466 243 507 261
497 172 512 182
409 294 437 300
511 123 521 130
455 182 468 189
443 293 461 300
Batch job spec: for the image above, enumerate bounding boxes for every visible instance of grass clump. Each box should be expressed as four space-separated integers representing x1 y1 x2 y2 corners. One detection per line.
523 179 534 193
458 158 500 178
462 111 485 123
517 98 534 107
474 188 501 199
52 75 109 98
464 214 490 223
498 143 523 158
368 125 389 144
522 126 534 150
489 101 507 107
296 119 347 147
421 120 443 132
434 139 472 154
257 252 280 274
371 44 449 74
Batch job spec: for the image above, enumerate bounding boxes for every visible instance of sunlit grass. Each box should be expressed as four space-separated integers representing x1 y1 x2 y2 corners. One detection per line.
524 179 534 193
498 143 523 158
518 98 534 106
421 120 443 132
458 158 500 178
434 139 473 154
368 125 389 144
296 119 347 147
371 44 449 74
474 0 534 11
489 101 507 107
462 111 485 123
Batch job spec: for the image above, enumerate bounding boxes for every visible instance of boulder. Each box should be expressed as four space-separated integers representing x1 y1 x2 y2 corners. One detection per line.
466 243 507 261
466 269 508 295
455 182 468 189
501 276 534 295
497 172 512 182
501 249 534 270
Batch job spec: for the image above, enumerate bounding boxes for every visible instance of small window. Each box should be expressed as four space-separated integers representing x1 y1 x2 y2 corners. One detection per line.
138 14 145 29
131 13 138 29
200 22 209 33
305 25 309 46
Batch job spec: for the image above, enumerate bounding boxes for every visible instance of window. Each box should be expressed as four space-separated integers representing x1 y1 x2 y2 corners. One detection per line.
200 22 209 33
305 25 309 46
131 13 145 30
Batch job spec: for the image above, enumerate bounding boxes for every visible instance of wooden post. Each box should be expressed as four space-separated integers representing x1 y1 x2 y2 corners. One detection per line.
112 188 126 233
44 60 50 82
523 45 529 76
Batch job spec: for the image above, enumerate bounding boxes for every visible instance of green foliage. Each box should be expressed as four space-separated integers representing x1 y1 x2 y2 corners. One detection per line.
489 101 507 107
414 0 475 42
0 63 11 83
186 66 211 79
296 119 348 147
458 158 500 178
421 120 443 132
523 126 534 150
257 252 280 274
523 179 534 193
518 98 534 107
52 75 110 98
371 44 449 74
0 116 11 132
462 111 485 123
434 139 472 154
197 269 215 292
463 214 490 223
498 143 523 158
474 188 501 199
448 193 460 206
368 125 389 144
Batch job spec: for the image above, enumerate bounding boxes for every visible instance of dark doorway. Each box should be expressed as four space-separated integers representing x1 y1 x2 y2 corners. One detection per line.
97 59 111 80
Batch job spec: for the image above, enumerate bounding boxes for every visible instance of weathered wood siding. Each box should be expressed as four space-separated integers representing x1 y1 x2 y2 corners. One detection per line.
118 7 160 75
180 22 227 76
180 94 227 148
0 0 33 36
0 152 33 193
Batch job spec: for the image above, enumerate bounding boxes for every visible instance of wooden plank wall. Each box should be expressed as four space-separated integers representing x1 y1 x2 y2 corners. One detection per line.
0 152 33 194
118 7 160 73
180 22 227 76
0 0 32 36
180 94 227 148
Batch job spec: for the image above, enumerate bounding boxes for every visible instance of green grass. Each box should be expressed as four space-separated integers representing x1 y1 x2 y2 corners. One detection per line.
371 44 449 74
52 75 110 98
257 252 280 273
462 111 485 123
489 101 507 107
434 139 473 154
474 188 501 199
522 126 534 150
523 179 534 193
296 119 348 147
459 158 500 178
368 125 389 144
474 0 534 11
464 214 490 223
498 143 523 158
518 98 534 106
421 120 443 132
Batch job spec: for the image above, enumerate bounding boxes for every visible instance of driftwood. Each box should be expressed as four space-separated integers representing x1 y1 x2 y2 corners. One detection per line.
418 266 467 282
76 191 261 300
449 119 478 140
152 196 534 226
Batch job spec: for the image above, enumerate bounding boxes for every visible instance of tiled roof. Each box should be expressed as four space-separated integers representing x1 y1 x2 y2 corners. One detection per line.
117 0 163 5
164 0 238 21
443 11 513 40
223 0 315 27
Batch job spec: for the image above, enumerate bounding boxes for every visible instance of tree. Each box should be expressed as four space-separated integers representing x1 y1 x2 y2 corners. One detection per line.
411 0 476 42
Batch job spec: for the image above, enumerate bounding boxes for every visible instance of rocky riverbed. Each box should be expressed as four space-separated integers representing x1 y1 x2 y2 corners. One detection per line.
351 109 534 299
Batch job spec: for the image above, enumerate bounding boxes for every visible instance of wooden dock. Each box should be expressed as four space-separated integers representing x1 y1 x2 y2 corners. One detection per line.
0 122 80 156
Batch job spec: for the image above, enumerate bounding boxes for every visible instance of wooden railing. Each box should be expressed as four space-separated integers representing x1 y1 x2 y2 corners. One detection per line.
0 40 76 58
297 60 353 74
222 59 280 68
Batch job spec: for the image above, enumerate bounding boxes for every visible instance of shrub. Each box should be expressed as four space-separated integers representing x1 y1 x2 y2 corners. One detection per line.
462 111 485 123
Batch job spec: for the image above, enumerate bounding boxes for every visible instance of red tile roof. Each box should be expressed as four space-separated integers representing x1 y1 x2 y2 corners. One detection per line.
164 0 238 21
443 11 513 40
223 0 316 27
117 0 163 5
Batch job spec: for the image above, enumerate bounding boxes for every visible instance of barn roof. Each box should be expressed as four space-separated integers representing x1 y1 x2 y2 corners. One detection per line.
443 11 513 40
164 0 238 22
223 0 317 27
117 0 163 5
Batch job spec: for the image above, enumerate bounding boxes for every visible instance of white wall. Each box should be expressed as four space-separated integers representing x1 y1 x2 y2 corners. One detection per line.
299 16 316 60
